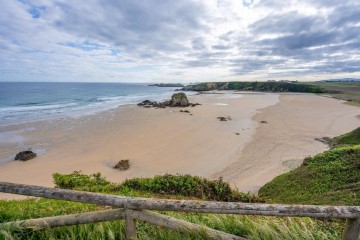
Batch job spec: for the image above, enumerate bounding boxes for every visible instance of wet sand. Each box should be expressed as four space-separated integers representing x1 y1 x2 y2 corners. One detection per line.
0 93 359 199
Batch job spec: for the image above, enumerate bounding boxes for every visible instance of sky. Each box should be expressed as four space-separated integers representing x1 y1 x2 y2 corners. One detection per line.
0 0 360 83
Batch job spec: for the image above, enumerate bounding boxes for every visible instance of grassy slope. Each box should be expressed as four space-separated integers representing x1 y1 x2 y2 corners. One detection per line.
259 128 360 205
331 127 360 147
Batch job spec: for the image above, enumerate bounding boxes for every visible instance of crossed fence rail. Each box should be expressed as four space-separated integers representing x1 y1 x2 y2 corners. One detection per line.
0 182 359 240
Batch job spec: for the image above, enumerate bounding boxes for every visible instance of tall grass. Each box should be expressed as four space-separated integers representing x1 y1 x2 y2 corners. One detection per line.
0 172 346 239
0 212 342 240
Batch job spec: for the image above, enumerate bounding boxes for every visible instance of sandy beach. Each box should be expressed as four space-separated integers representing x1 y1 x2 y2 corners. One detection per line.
0 92 359 199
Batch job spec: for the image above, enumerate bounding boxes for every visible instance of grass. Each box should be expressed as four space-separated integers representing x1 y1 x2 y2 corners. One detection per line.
331 127 360 147
0 173 344 239
53 172 260 202
259 145 360 205
309 81 360 104
0 210 342 240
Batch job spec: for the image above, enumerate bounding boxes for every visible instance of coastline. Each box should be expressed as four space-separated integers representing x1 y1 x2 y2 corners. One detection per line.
213 94 360 193
0 92 359 199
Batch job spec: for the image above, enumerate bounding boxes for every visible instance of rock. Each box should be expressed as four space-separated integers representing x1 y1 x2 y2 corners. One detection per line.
260 120 268 124
180 110 190 113
137 100 154 106
15 150 37 161
137 92 199 109
235 133 240 135
170 92 189 107
315 137 332 145
148 83 184 87
217 116 231 121
113 159 130 170
190 103 201 107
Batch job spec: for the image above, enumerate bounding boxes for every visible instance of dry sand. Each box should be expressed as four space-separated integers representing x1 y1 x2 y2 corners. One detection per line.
0 93 359 199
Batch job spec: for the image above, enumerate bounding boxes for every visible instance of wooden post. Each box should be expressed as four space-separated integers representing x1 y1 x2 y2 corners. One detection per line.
125 208 137 240
342 218 360 240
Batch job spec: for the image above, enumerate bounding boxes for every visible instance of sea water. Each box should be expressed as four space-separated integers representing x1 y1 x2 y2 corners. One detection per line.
0 82 185 126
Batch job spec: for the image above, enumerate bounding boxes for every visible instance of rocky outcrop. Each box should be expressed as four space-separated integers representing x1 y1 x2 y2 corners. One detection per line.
217 116 232 121
113 159 130 170
170 92 189 107
138 92 200 109
15 150 37 161
149 83 184 87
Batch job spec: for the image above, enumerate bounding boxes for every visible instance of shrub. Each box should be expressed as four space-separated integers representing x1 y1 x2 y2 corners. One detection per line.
53 171 121 193
121 174 261 202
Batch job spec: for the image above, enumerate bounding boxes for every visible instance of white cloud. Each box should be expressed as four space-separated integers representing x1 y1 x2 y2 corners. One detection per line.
0 0 359 82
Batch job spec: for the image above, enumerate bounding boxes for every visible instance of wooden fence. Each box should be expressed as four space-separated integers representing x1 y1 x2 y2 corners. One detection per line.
0 182 359 240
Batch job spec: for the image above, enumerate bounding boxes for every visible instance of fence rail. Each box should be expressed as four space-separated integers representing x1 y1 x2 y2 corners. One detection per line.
0 182 359 240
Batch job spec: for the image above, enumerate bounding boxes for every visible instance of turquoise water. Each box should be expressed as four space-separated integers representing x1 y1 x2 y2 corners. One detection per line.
0 82 183 125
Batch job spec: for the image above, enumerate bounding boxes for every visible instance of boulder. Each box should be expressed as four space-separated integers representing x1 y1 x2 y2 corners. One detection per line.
170 92 189 107
217 116 232 121
137 100 154 106
15 150 37 161
113 159 130 170
137 92 199 109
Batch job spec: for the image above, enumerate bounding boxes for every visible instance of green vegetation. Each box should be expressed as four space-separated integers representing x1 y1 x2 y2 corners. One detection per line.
121 174 259 202
53 172 259 202
0 209 341 240
0 173 342 239
309 81 360 105
331 127 360 147
183 81 326 93
259 145 360 205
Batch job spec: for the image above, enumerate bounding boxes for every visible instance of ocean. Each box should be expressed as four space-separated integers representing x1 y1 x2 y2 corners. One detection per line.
0 82 185 126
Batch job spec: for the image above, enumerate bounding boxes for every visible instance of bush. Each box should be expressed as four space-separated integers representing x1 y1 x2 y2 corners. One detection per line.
122 174 261 202
53 171 121 193
53 172 261 202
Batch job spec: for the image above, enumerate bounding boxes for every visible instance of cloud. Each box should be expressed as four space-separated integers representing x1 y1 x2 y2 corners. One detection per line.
0 0 359 82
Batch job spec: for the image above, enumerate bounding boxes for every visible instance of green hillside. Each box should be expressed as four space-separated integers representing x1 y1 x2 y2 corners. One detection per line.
331 127 360 147
259 144 360 205
182 81 326 93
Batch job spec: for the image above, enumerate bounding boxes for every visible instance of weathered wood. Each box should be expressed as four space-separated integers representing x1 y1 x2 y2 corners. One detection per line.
1 209 125 230
1 182 360 219
342 218 360 240
125 208 137 240
129 209 246 240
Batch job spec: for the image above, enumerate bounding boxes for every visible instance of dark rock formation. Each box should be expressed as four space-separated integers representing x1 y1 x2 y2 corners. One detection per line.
217 116 232 121
315 137 332 145
170 92 189 107
113 159 130 170
260 120 268 124
180 110 190 113
138 92 200 109
149 83 184 87
15 150 37 161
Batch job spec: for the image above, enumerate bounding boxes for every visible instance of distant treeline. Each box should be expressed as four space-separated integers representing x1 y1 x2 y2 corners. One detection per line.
182 81 326 93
